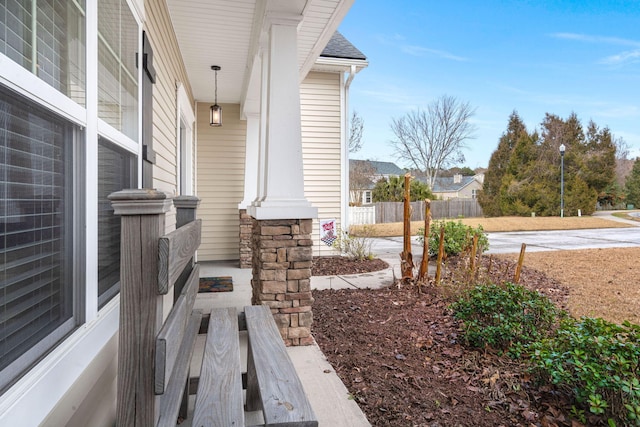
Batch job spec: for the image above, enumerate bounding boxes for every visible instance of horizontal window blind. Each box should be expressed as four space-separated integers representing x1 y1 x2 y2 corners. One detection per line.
0 84 76 392
0 0 86 106
97 137 136 308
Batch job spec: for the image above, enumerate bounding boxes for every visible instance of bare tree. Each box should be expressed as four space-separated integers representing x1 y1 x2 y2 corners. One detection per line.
390 95 477 189
349 111 364 153
614 135 630 160
349 160 376 205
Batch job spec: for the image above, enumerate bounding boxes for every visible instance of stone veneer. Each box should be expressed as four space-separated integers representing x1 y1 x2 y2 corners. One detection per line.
251 218 314 346
239 209 252 269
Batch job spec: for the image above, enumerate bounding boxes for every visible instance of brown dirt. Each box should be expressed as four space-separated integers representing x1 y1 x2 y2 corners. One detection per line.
311 246 639 426
312 256 389 276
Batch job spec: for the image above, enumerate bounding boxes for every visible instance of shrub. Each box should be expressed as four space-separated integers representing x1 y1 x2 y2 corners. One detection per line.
332 228 375 261
529 317 640 425
450 282 560 356
417 220 489 257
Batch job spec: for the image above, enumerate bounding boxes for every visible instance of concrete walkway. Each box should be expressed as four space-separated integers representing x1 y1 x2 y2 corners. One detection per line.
193 261 372 427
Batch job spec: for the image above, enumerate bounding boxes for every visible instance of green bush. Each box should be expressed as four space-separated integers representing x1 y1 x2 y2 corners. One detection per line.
450 282 560 356
529 317 640 425
417 220 489 257
332 228 375 261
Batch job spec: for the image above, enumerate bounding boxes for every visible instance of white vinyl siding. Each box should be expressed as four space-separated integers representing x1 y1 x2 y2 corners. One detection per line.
301 71 342 256
196 103 246 261
144 0 194 230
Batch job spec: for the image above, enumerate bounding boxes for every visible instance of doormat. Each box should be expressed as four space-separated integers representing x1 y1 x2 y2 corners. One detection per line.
199 276 233 293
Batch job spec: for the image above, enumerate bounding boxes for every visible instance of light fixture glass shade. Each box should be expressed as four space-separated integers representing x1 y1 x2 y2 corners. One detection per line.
210 104 222 126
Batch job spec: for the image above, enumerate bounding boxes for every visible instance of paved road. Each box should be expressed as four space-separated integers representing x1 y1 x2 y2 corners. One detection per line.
486 227 640 254
370 223 640 259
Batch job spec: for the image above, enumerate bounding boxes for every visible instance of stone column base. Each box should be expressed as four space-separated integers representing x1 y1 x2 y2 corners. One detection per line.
251 218 314 346
239 209 252 269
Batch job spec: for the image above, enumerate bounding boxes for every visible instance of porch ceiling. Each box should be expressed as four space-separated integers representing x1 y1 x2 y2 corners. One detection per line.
167 0 354 107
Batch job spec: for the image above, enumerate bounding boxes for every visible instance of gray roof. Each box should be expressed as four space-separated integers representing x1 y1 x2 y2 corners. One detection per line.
431 176 477 192
350 159 404 176
321 31 367 60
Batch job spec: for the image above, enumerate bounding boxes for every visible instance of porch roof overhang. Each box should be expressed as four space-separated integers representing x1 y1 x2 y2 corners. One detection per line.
167 0 355 118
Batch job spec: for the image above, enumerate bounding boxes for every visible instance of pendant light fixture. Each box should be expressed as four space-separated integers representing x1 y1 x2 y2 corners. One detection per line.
210 65 222 126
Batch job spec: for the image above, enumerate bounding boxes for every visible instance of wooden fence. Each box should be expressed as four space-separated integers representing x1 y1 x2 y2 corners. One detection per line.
375 199 483 223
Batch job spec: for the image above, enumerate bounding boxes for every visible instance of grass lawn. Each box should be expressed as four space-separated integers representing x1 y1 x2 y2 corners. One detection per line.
350 215 631 237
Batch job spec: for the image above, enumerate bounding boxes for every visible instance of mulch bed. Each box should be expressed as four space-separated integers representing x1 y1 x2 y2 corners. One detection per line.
312 256 584 427
312 256 389 276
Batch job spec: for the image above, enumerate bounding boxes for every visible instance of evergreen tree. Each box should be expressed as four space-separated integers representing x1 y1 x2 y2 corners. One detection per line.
479 111 528 216
625 158 640 207
483 111 617 216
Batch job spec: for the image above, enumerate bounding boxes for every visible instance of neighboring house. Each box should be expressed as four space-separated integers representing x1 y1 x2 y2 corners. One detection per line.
349 159 405 205
0 1 365 425
431 174 485 200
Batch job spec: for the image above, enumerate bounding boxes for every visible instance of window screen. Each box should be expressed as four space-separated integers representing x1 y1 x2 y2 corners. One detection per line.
0 84 77 392
98 0 138 140
0 0 86 106
97 137 136 308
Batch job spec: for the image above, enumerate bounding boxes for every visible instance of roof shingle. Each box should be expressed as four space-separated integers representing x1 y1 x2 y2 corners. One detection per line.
321 31 367 60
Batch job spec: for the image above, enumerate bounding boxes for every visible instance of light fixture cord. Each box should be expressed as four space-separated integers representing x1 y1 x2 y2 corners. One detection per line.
214 69 218 104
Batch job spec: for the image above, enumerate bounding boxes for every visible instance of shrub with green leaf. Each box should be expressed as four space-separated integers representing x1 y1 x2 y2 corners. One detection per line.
450 282 560 356
529 317 640 425
417 220 489 257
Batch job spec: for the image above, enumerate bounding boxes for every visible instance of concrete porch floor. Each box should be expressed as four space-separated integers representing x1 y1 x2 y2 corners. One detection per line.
186 260 372 427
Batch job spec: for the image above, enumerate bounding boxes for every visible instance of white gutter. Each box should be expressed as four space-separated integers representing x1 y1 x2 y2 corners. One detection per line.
341 64 357 231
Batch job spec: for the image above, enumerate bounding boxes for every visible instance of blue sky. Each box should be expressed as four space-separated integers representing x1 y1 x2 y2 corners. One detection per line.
339 0 640 169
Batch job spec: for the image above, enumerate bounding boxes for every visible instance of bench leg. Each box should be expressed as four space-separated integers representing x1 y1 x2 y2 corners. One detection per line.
245 338 261 412
179 374 189 420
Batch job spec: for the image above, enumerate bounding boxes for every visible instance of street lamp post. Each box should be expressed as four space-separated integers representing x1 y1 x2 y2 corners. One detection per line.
560 143 566 218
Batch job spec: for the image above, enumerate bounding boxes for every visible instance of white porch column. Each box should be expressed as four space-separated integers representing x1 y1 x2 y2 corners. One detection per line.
238 112 260 209
249 13 317 220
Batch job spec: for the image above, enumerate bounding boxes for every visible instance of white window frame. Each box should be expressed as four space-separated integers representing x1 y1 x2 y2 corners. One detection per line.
363 190 372 205
176 82 195 195
0 0 144 422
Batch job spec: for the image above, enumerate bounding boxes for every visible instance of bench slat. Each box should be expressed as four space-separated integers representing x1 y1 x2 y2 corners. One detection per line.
158 219 202 294
156 310 202 427
155 263 200 394
244 305 318 427
193 307 245 427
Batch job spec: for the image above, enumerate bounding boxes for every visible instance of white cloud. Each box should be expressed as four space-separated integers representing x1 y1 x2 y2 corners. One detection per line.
374 33 467 62
599 50 640 65
400 45 468 61
550 32 640 47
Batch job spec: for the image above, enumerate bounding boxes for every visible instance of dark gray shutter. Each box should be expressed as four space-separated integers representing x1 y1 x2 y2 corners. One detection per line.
141 31 156 188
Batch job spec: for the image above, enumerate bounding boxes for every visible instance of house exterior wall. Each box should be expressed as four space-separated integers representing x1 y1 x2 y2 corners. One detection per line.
196 103 247 261
0 2 193 425
435 180 483 200
197 71 344 261
458 181 483 199
301 71 342 256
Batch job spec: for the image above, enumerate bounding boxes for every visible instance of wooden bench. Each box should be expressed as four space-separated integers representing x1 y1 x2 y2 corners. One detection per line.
109 190 317 427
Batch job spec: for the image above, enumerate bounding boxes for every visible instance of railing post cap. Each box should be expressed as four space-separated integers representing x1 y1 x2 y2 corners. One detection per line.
173 195 201 209
109 189 173 215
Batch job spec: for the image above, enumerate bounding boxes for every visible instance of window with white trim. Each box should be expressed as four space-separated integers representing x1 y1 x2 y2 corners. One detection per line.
0 1 86 106
0 84 81 392
0 0 141 392
98 0 138 141
363 190 372 205
98 137 136 308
